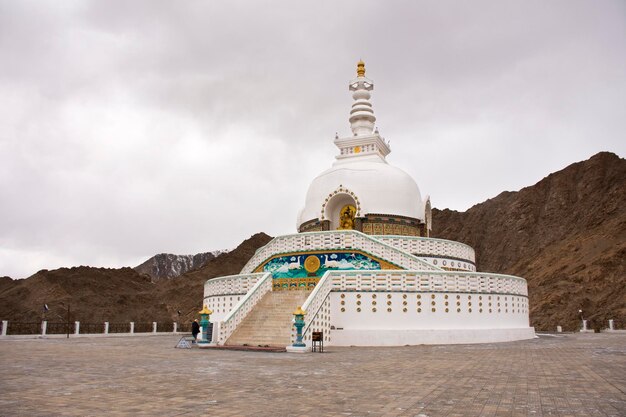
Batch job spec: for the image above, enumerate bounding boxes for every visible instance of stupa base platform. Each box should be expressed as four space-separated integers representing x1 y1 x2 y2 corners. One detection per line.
330 327 536 346
201 344 287 352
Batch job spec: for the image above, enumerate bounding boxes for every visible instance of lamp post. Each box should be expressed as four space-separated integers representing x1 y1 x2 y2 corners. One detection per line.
52 302 71 339
198 305 213 345
286 306 309 353
579 309 585 331
292 306 306 347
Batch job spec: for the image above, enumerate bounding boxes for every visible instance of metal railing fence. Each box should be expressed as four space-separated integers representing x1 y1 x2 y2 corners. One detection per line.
80 323 105 334
6 322 40 335
46 322 72 334
108 322 131 333
133 322 153 333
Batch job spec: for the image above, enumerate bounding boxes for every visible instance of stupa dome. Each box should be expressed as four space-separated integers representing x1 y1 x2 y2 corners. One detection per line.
297 61 427 235
297 156 424 229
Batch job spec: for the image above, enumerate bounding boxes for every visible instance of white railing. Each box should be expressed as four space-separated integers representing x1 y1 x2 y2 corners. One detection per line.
377 235 476 263
292 271 334 346
216 273 272 345
204 272 267 298
327 270 528 296
418 257 475 272
241 230 441 274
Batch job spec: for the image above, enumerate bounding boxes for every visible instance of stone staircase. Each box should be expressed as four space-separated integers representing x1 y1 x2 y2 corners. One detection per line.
226 290 311 347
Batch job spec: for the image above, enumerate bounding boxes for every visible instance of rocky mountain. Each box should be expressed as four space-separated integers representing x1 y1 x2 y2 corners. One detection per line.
151 232 273 323
134 250 229 282
0 266 158 323
0 233 272 324
432 152 626 331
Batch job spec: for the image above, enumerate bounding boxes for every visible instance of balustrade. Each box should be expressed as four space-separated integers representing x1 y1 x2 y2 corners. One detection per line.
204 272 266 297
241 230 441 274
377 235 475 263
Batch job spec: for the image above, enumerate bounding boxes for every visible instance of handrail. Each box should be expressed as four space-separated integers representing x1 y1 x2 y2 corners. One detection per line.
241 230 442 274
217 272 272 345
302 271 333 335
291 271 334 346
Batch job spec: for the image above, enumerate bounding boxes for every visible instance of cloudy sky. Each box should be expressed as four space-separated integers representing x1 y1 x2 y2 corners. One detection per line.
1 1 624 278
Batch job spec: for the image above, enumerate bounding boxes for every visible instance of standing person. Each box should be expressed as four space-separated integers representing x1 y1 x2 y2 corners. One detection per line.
191 319 200 342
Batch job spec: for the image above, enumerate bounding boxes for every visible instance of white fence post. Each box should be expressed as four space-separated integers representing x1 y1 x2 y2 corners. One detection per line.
41 321 47 336
74 321 80 335
152 322 157 333
212 322 220 344
104 322 109 335
130 322 134 334
608 319 615 331
556 326 562 333
173 322 177 333
1 320 7 336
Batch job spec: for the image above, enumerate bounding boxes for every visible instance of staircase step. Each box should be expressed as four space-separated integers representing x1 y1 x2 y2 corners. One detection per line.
226 290 311 346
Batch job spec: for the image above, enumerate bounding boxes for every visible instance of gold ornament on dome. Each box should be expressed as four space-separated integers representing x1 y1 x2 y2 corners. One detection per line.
304 255 321 274
337 204 356 230
357 60 366 77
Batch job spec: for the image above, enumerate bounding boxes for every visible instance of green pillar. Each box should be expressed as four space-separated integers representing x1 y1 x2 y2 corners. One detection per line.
292 306 306 347
198 305 213 344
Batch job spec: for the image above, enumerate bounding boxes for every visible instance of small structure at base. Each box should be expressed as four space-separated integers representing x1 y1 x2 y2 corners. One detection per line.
286 307 309 353
197 305 214 348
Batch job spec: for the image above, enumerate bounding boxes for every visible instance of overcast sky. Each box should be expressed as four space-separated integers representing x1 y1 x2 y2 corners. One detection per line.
1 1 625 278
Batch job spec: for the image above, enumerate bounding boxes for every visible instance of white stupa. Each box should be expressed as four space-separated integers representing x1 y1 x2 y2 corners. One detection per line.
298 60 427 233
203 61 534 348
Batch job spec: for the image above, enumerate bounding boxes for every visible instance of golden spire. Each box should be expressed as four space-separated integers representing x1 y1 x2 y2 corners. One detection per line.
357 59 365 77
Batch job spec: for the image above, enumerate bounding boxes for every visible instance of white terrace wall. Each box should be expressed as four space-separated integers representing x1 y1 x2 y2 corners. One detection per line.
377 236 476 272
299 270 532 347
203 273 266 321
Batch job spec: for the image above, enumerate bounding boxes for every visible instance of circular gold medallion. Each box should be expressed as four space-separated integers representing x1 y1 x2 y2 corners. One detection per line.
304 255 321 273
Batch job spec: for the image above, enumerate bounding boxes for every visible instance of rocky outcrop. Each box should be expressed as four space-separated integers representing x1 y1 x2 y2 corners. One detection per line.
134 250 229 282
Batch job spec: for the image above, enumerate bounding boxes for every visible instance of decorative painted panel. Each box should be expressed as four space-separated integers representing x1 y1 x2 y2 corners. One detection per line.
240 230 441 275
263 252 381 279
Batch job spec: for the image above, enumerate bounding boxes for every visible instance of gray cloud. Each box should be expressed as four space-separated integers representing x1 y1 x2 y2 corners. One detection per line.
1 0 624 278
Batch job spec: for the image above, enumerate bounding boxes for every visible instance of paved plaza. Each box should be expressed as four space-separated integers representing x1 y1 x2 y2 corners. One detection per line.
0 333 624 417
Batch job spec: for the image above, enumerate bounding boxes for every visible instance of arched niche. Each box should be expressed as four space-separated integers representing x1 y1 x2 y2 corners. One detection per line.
325 193 357 230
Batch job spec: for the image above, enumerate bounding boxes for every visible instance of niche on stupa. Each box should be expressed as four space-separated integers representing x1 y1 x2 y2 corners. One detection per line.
323 191 359 230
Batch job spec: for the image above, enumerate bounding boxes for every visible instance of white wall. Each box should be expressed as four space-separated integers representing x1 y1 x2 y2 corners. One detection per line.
330 328 536 346
330 292 530 331
203 295 242 322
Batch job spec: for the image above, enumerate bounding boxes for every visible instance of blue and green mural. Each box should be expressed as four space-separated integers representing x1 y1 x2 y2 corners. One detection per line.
263 252 381 279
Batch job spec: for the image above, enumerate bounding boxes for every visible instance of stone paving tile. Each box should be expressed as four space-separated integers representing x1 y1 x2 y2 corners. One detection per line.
0 333 624 416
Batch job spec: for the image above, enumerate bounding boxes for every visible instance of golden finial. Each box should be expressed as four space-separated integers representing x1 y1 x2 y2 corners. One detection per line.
293 306 306 315
357 59 365 77
198 305 213 315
